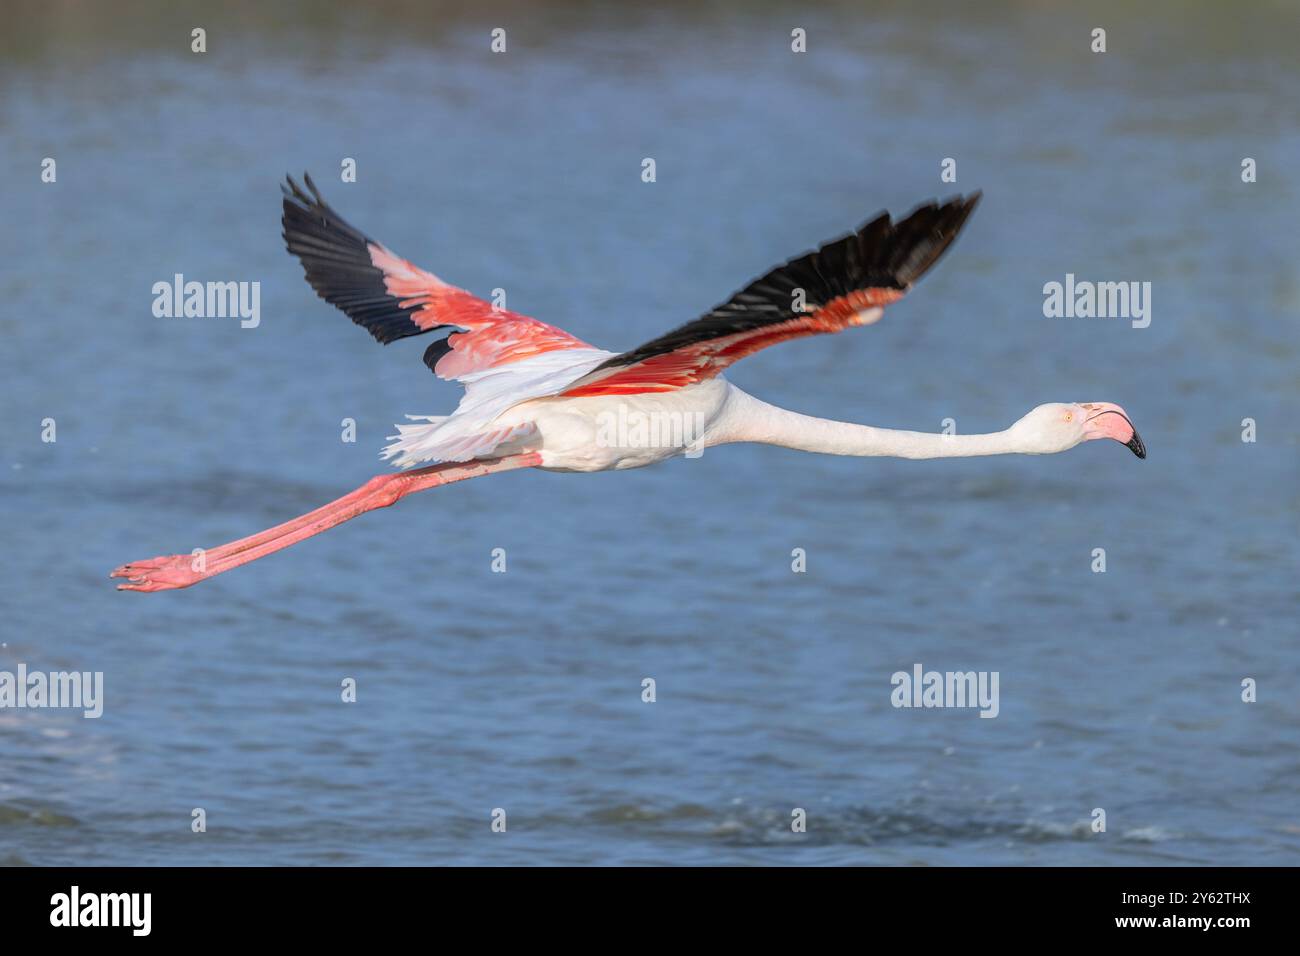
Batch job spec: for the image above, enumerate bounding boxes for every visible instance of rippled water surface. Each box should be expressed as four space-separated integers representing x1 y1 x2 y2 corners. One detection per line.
1 1 1297 865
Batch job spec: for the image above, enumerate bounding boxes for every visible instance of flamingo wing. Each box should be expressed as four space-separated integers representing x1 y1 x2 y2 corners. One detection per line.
281 173 595 382
555 193 981 398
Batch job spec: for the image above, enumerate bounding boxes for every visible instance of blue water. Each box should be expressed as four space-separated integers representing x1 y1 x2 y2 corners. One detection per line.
1 2 1297 865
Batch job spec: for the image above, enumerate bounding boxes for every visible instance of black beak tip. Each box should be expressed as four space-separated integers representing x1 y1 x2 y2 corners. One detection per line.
1126 430 1147 459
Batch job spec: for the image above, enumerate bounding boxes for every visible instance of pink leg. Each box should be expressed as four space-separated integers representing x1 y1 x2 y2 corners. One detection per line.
110 453 542 592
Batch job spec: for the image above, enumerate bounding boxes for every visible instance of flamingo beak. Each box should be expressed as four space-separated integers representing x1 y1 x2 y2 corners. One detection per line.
1082 403 1146 459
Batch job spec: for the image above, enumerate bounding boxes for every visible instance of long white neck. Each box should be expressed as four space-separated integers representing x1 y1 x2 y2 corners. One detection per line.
709 388 1026 459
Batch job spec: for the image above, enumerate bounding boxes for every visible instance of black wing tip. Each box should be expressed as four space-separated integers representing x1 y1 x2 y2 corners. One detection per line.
282 171 325 215
278 172 432 347
578 192 983 379
850 191 979 232
837 189 981 290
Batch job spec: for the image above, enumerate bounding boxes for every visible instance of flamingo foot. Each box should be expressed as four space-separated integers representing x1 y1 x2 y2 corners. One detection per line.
110 555 206 592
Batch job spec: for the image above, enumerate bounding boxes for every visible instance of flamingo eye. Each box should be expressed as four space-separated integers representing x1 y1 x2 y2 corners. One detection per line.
1063 412 1073 423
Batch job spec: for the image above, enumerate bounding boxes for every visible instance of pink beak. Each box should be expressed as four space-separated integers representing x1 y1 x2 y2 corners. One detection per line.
1082 403 1146 458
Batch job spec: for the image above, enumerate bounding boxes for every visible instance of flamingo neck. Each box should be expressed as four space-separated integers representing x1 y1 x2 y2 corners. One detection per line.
713 390 1025 459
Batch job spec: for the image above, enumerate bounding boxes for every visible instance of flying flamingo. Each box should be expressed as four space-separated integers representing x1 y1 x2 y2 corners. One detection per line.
112 175 1144 592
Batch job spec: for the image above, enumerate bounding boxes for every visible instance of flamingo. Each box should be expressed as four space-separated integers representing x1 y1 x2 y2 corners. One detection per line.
111 175 1144 592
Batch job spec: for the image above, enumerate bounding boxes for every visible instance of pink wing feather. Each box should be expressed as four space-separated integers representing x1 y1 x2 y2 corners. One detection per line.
281 174 593 382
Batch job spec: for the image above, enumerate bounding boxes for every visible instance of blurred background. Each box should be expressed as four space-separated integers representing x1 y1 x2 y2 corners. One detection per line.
1 0 1296 865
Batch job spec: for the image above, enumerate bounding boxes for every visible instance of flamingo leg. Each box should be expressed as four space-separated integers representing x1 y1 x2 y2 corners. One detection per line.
110 453 543 592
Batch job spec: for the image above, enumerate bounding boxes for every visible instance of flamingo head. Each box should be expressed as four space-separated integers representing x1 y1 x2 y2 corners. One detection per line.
1013 402 1146 458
